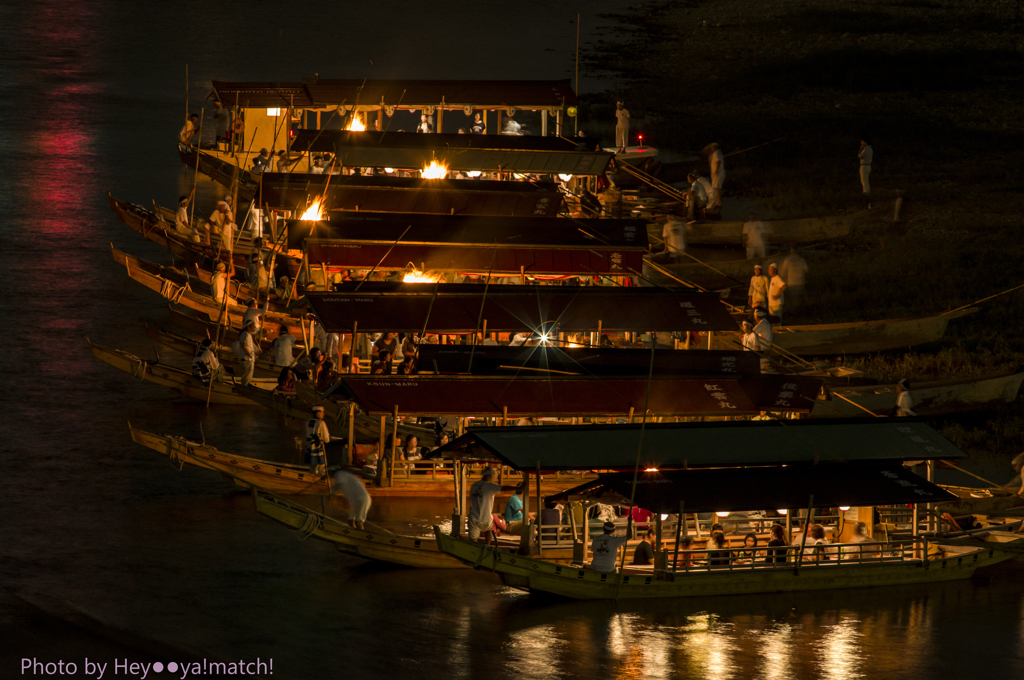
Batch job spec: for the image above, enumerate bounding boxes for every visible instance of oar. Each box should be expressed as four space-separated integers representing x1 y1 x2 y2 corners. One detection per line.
941 282 1024 316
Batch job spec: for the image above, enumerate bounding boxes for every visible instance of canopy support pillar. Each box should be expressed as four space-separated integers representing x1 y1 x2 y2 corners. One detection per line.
535 461 543 553
793 495 815 575
672 501 684 573
387 405 399 487
346 402 355 466
541 110 548 137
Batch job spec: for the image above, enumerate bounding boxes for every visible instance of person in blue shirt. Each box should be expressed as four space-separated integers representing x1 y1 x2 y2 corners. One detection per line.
504 485 524 525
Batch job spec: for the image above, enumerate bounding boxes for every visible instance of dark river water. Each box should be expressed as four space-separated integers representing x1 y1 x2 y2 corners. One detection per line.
2 2 1024 678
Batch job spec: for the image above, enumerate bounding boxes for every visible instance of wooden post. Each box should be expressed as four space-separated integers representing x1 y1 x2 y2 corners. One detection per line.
520 470 531 554
597 320 602 346
793 496 815 575
374 415 386 486
346 402 356 466
556 110 563 137
912 502 921 561
535 461 542 552
672 501 684 572
541 109 548 137
389 405 399 487
351 320 358 361
926 460 936 533
497 110 502 135
708 331 713 350
437 99 444 133
627 406 634 424
460 462 469 531
480 319 487 345
501 406 508 426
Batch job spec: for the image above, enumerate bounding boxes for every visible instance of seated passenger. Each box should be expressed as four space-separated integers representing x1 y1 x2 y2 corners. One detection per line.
738 532 760 562
803 524 832 561
765 524 789 564
371 350 393 375
632 530 656 566
401 435 423 462
275 366 296 393
540 501 561 537
842 522 874 561
707 531 730 567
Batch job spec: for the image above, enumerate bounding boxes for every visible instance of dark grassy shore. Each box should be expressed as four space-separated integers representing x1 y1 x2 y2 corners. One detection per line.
581 0 1024 460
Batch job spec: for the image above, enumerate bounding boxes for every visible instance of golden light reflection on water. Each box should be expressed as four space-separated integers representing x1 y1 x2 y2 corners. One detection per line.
504 624 569 678
818 619 864 680
758 623 794 680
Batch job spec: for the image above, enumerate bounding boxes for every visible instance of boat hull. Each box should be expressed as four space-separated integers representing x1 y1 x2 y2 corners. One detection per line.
811 370 1024 418
434 528 1024 600
678 211 867 247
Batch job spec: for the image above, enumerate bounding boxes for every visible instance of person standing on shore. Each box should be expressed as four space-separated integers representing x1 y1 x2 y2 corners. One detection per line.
858 138 873 204
767 263 787 320
704 143 726 210
780 249 808 313
614 101 631 153
743 211 766 259
748 264 769 311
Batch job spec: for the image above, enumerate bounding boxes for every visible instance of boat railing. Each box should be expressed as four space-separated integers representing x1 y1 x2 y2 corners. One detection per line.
668 538 918 574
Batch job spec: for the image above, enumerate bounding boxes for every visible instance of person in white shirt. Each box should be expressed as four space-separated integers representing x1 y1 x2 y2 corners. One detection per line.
206 201 230 246
417 115 434 134
743 211 766 259
842 522 874 561
741 320 760 352
190 339 222 386
614 101 630 153
590 521 630 573
331 469 371 529
272 326 297 367
236 320 258 386
325 332 341 361
173 195 200 242
704 142 726 209
896 380 916 416
780 249 808 313
747 264 769 310
209 261 235 305
661 219 686 262
858 138 873 199
686 173 710 214
502 116 521 135
178 114 198 145
304 405 331 474
467 467 503 544
767 263 787 319
242 297 268 334
310 156 325 174
509 333 530 347
220 220 235 253
276 150 292 173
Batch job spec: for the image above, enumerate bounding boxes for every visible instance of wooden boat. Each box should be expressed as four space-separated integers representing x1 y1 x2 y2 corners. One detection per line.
129 424 334 494
936 485 1024 516
107 193 299 272
232 382 347 421
145 325 288 379
253 488 466 568
118 252 312 339
712 308 977 355
434 525 1024 600
178 144 260 202
113 245 295 316
647 251 781 289
87 338 275 404
675 210 869 247
811 370 1024 418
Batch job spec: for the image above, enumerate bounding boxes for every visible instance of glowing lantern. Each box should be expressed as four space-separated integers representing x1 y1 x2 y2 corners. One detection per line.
299 198 323 221
420 160 448 179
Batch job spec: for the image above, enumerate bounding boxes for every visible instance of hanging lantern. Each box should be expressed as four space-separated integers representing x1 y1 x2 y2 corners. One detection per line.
463 105 474 116
566 106 578 118
384 105 396 117
506 106 516 117
424 105 436 116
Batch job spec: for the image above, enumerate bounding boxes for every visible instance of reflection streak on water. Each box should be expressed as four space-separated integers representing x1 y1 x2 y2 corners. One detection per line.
677 614 737 680
504 624 568 679
819 619 864 680
758 622 794 680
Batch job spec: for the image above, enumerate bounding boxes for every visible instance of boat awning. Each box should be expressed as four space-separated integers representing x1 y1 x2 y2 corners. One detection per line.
261 174 564 216
290 131 613 175
290 213 647 275
417 345 762 377
211 78 577 111
547 465 956 513
331 374 822 417
306 285 735 333
431 419 966 470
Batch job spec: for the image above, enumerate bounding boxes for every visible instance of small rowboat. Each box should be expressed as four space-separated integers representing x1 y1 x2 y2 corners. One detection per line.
811 370 1024 418
680 210 870 246
129 424 334 494
87 338 275 404
253 489 467 568
712 308 977 355
145 325 288 380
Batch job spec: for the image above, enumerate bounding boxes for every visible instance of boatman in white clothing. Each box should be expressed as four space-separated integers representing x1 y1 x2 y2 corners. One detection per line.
661 218 686 263
753 306 774 372
740 320 760 353
209 261 235 307
748 264 769 312
590 521 630 573
205 201 230 247
780 249 809 313
305 405 331 475
703 142 726 210
236 319 258 386
858 137 873 204
272 326 297 367
174 195 199 242
614 101 631 153
743 211 766 259
242 297 269 335
331 469 371 529
767 263 787 320
895 380 916 416
467 467 519 545
191 339 222 386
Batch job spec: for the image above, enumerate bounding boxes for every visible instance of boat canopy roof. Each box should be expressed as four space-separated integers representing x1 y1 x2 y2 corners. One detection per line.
417 345 761 377
306 285 735 333
330 374 821 417
262 174 563 216
290 130 612 175
212 78 578 111
547 464 956 513
431 419 966 470
287 214 645 250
